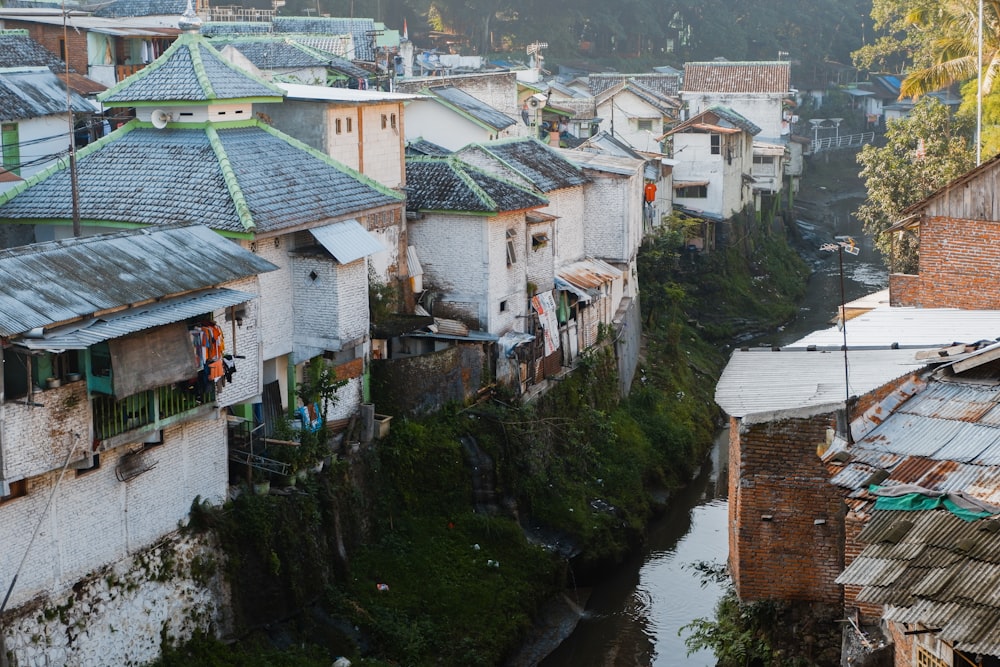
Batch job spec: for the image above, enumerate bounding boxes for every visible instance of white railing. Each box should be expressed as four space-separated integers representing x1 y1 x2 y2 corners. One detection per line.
811 132 876 153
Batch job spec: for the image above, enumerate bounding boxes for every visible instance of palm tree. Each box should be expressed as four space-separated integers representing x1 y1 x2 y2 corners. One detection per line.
900 0 1000 98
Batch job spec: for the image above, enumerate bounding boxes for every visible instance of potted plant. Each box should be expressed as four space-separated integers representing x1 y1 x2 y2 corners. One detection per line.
252 468 270 495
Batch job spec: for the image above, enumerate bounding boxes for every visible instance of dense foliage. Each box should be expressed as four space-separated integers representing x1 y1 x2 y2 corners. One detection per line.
855 97 975 272
264 0 870 76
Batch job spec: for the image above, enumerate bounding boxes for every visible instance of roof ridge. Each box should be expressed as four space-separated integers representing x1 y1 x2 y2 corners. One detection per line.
206 124 255 231
189 40 217 100
449 157 498 211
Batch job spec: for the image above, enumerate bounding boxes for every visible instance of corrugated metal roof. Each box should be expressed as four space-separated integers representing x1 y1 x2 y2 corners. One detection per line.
552 147 644 176
789 306 1000 349
428 85 515 132
0 66 99 122
0 225 275 337
556 257 622 292
309 219 383 264
18 287 256 350
715 348 930 418
278 81 419 102
837 509 1000 654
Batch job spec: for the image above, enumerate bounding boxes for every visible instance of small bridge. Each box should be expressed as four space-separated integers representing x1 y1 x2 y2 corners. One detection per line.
811 132 876 154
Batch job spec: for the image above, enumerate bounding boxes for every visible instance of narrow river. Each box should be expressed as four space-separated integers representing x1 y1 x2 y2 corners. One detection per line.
542 169 887 666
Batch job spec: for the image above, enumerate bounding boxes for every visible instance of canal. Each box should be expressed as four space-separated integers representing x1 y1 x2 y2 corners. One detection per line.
542 161 887 666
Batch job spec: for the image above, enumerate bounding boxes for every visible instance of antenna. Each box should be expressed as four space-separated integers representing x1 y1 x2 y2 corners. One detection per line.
150 109 172 129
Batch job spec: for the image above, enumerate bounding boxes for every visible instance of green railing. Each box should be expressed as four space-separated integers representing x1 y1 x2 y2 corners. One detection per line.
92 385 215 441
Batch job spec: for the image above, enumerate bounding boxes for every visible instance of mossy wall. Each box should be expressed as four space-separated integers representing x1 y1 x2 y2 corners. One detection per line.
370 344 487 416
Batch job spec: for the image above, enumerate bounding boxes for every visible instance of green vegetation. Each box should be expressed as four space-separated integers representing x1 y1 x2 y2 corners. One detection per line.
855 97 975 272
158 211 808 666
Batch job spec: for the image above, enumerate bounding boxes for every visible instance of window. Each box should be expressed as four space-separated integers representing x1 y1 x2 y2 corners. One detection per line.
676 184 708 198
637 119 653 132
505 229 518 265
0 478 27 505
335 118 342 134
916 646 949 667
346 117 353 132
390 113 397 129
531 232 549 250
381 114 388 129
753 156 774 165
499 300 508 312
2 123 20 176
710 134 721 155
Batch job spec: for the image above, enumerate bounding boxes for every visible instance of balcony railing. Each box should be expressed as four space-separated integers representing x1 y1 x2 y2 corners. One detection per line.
92 384 215 441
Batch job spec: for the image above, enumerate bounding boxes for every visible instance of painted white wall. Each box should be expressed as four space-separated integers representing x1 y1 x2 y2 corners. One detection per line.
682 92 785 140
6 114 74 180
404 99 512 151
595 90 667 152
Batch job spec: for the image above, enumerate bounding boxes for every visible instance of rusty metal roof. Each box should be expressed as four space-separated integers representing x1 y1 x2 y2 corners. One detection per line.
836 509 1000 654
0 224 276 338
556 257 622 292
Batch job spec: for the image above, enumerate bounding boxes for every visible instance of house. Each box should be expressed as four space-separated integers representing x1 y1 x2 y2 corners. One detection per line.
0 7 181 88
681 60 792 142
403 83 519 150
255 82 417 288
454 137 591 369
554 147 645 394
885 152 1000 309
0 224 276 665
594 80 679 153
0 65 100 179
0 21 405 437
212 35 374 87
661 105 760 224
403 155 548 391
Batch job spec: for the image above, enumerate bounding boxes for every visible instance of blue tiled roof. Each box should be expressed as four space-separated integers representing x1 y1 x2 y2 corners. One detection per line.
709 105 762 135
202 22 273 37
212 38 333 69
0 31 66 70
272 17 376 61
405 157 547 213
93 0 185 18
428 85 515 131
469 138 588 192
0 122 402 235
406 138 452 156
100 32 284 105
0 68 97 122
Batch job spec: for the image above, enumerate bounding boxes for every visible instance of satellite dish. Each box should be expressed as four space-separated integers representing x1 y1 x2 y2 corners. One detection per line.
150 109 172 129
529 98 540 108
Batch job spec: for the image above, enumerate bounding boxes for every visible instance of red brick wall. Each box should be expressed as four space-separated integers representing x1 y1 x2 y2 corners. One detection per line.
6 21 89 76
889 273 920 307
730 412 845 605
914 215 1000 309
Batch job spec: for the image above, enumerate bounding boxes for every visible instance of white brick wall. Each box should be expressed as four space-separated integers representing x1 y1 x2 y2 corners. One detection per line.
409 211 528 334
253 238 295 360
583 169 643 267
3 380 92 479
359 103 405 189
216 275 264 409
291 254 369 364
0 415 227 610
526 219 554 293
548 187 586 267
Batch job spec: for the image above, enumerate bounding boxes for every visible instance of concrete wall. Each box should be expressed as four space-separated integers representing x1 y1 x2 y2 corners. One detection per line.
582 168 642 271
683 92 786 140
0 416 227 611
671 131 751 219
7 114 76 180
397 71 520 121
2 531 230 667
404 98 493 151
595 91 665 153
370 343 487 416
728 411 845 605
547 187 586 268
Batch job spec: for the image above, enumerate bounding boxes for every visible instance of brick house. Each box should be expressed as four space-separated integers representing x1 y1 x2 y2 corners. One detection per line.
0 7 181 89
886 152 1000 309
0 225 275 664
0 25 404 436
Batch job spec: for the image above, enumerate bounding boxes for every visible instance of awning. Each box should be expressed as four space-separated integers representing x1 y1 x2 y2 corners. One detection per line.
556 257 622 300
673 180 709 188
310 219 384 264
554 276 591 302
17 288 257 351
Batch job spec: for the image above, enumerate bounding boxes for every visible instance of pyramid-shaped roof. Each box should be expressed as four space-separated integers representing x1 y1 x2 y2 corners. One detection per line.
0 121 402 236
99 31 284 106
405 156 547 214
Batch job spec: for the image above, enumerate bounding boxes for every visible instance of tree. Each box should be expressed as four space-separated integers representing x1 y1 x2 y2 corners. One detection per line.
855 97 975 273
897 0 1000 99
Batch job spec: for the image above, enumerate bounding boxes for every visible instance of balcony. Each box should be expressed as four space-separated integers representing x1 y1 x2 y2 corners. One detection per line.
92 384 216 446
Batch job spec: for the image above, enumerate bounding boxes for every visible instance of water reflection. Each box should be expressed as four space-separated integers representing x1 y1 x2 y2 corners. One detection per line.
540 429 730 667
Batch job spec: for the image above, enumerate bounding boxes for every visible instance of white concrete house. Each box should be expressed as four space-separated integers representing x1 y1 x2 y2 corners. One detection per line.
594 81 677 153
661 106 760 222
404 84 519 151
0 66 99 179
681 60 792 142
0 226 275 665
